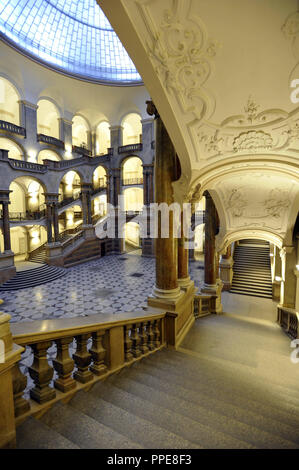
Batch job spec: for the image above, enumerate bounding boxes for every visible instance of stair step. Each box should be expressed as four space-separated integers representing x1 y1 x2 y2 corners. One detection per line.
0 265 66 290
40 402 142 449
92 379 254 449
16 416 79 449
69 389 198 449
108 370 299 448
230 289 272 298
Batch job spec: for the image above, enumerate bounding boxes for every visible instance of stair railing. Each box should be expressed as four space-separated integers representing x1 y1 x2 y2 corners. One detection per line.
277 305 299 339
5 309 165 438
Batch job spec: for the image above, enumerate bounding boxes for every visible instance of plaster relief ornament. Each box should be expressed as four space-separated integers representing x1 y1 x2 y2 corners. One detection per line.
244 95 260 123
264 189 290 218
226 189 247 217
284 122 299 144
146 0 219 121
232 130 273 153
198 130 223 156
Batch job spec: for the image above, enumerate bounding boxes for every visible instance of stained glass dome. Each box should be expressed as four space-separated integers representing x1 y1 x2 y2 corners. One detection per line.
0 0 142 84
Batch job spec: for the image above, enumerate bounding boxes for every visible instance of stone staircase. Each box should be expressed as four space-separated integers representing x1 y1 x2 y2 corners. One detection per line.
0 264 67 290
28 245 47 264
16 345 299 449
231 239 272 298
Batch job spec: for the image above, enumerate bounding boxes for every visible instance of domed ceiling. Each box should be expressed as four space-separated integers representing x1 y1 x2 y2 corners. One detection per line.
0 0 142 84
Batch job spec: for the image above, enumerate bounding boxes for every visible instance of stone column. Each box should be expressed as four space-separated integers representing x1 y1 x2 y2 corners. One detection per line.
201 191 222 313
81 183 93 226
141 118 155 162
220 244 233 291
19 101 39 155
178 211 193 289
147 102 180 299
280 246 297 308
110 125 123 151
1 201 11 252
111 169 121 207
142 164 154 257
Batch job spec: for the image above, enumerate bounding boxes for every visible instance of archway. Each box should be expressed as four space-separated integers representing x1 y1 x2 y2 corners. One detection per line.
0 137 23 160
9 176 46 217
121 113 142 146
0 77 20 125
123 187 143 212
37 99 60 138
96 121 110 155
122 156 143 185
93 165 107 190
124 221 141 253
59 170 82 202
37 149 61 164
72 115 89 149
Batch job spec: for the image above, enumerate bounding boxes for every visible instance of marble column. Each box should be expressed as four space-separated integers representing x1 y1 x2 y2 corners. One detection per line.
59 118 72 152
43 194 60 244
148 102 180 299
178 211 193 288
19 101 39 155
110 125 123 151
201 191 223 312
111 169 121 207
142 164 154 257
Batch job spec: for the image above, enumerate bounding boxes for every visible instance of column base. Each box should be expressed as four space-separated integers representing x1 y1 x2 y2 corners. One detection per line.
178 276 194 289
0 251 16 285
201 281 223 314
151 285 182 300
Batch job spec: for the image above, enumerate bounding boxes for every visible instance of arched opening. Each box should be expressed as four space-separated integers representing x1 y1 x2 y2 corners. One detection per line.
37 99 60 139
59 171 82 203
37 149 61 164
96 121 110 155
72 115 89 149
92 194 107 219
59 205 83 233
124 221 141 253
123 187 143 212
93 165 107 190
194 223 205 260
122 156 143 185
0 77 20 125
9 177 45 219
122 113 142 146
0 137 23 160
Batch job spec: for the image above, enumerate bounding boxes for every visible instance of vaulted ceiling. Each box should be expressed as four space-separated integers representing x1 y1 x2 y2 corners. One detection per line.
100 0 299 247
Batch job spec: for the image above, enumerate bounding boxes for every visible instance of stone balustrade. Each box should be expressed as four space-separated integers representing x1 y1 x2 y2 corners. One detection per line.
277 305 298 339
37 134 65 150
118 143 143 154
0 120 26 137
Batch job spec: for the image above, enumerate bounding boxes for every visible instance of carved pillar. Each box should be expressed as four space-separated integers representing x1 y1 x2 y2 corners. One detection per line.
178 211 193 288
148 101 180 299
201 191 223 313
81 183 93 226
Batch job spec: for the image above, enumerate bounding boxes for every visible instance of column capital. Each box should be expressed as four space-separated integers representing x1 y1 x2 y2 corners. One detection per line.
80 182 93 192
58 117 73 126
146 100 160 119
109 125 124 132
0 190 12 204
18 100 38 110
43 193 60 205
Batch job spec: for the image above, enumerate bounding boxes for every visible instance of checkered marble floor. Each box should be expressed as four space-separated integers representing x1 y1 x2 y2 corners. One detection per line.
1 252 204 324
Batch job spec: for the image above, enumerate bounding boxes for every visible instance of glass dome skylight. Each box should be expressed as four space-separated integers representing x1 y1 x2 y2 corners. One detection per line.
0 0 142 84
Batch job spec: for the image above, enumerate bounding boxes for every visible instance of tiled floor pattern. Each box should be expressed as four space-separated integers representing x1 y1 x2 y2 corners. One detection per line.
1 251 204 323
0 251 204 398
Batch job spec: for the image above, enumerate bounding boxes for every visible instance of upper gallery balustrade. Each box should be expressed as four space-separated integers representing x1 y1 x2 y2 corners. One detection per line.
37 134 65 150
118 143 143 154
0 120 26 137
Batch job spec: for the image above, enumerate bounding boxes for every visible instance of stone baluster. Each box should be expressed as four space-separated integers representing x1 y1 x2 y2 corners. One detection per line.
124 324 133 362
131 323 142 358
153 319 161 348
52 337 76 393
28 341 56 404
146 321 155 351
73 334 93 383
12 362 30 417
89 330 107 376
139 322 149 354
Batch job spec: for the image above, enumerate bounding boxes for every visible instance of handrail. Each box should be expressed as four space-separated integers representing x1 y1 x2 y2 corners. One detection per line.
0 120 26 137
118 143 143 154
72 145 91 157
37 133 65 150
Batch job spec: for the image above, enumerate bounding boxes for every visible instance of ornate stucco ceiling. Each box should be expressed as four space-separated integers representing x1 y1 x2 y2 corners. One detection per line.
99 0 299 246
